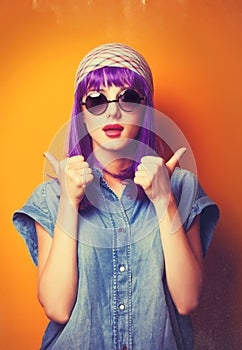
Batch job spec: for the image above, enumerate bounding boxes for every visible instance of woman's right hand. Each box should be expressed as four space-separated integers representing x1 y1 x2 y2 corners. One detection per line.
44 153 94 208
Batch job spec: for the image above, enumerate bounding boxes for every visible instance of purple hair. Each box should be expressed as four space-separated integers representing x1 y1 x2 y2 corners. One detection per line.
68 66 162 177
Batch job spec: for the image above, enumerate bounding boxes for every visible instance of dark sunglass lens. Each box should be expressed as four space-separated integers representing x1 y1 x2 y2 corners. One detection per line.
85 93 107 115
119 90 141 111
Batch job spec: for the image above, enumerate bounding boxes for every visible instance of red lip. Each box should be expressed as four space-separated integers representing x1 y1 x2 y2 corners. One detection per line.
102 124 124 131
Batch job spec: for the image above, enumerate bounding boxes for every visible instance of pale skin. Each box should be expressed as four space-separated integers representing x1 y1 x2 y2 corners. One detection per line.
36 85 203 323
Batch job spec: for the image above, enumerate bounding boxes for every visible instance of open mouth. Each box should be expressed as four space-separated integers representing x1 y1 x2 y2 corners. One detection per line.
102 124 124 138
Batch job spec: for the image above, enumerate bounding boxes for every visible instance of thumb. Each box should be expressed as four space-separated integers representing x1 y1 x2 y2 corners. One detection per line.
166 147 187 174
43 152 60 177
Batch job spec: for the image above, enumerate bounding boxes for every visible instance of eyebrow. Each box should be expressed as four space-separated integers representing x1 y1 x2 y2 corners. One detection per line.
87 87 125 95
86 87 107 94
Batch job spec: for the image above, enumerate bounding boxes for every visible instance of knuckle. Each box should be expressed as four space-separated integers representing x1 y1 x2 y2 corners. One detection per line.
81 161 89 168
68 155 84 163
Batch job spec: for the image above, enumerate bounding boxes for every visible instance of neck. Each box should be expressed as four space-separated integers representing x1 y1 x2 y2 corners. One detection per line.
99 157 133 178
93 150 133 198
92 146 135 177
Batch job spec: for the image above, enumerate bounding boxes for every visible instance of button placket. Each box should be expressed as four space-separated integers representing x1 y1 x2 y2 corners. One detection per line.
100 183 132 350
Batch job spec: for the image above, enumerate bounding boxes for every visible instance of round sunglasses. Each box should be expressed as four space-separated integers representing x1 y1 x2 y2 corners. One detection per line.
81 89 146 115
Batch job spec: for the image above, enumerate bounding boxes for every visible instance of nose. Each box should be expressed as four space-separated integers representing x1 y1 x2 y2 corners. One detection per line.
106 100 121 119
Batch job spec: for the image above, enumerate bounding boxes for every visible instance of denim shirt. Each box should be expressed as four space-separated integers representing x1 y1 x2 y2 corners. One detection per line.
13 167 219 350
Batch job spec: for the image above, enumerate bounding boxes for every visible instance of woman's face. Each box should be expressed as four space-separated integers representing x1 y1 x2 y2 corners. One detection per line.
82 85 145 154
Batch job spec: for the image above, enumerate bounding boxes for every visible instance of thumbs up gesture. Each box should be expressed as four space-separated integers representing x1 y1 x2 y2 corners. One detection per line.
44 153 94 207
134 148 186 205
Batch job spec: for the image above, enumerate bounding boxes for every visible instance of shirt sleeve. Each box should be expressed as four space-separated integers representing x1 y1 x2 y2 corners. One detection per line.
12 181 58 266
172 168 220 256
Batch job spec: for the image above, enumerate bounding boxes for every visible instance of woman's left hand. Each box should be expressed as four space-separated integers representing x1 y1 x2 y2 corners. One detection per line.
134 147 186 204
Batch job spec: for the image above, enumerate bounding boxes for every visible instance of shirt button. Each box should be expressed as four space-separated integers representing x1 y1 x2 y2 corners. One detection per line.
121 345 127 350
119 264 126 272
119 228 125 233
119 303 125 311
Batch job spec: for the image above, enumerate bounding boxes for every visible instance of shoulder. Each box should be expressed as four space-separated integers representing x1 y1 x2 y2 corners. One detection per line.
12 180 60 266
171 168 220 255
171 167 197 183
171 167 199 199
26 179 60 210
13 180 60 245
35 179 60 198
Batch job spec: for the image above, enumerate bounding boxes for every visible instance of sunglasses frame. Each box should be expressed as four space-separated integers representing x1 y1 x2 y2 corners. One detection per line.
81 89 146 116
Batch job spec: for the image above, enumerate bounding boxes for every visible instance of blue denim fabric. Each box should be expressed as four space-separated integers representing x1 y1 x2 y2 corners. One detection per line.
13 167 219 350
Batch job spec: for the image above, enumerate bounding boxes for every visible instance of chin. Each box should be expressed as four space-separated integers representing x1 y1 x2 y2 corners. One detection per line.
92 139 137 158
103 138 136 151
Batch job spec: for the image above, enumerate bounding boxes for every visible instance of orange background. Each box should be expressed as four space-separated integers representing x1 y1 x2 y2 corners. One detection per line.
1 1 241 349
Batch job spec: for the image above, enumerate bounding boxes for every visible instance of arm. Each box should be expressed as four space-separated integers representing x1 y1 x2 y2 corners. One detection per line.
134 149 203 315
36 198 79 324
36 154 93 324
155 199 203 315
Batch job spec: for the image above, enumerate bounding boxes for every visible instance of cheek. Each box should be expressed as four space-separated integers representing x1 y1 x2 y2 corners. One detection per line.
128 112 144 132
83 113 103 134
129 125 141 139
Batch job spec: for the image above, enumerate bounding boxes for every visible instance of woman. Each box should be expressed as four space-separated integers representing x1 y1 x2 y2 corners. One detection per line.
13 43 219 349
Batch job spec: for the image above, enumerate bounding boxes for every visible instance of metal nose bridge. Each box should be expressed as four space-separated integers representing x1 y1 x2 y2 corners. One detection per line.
106 98 121 117
105 98 119 105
